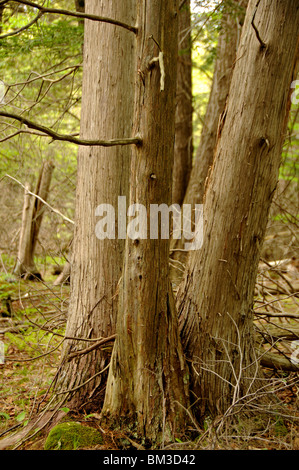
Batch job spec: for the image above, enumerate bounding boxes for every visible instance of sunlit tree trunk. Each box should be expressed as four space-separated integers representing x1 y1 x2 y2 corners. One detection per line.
53 0 136 411
176 0 299 420
102 0 190 444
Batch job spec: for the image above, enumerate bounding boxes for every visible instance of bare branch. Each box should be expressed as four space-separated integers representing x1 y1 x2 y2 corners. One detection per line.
255 311 299 319
254 292 299 310
0 0 138 34
7 65 82 88
0 111 142 147
261 351 299 372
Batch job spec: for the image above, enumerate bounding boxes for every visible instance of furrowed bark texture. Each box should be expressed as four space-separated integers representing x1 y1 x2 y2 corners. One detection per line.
176 0 299 420
102 0 190 443
172 0 193 205
53 0 136 410
170 0 248 280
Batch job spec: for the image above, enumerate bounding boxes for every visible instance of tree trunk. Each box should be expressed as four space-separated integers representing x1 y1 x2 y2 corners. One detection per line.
170 1 248 282
53 0 136 411
172 0 193 206
14 182 35 277
102 0 190 444
176 0 299 420
14 160 54 279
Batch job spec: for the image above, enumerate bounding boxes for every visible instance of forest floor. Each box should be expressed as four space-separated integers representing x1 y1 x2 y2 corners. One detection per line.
0 254 298 451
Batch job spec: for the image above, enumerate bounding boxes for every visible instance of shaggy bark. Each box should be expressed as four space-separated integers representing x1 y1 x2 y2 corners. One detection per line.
53 0 136 411
170 0 248 282
102 0 190 444
176 0 299 420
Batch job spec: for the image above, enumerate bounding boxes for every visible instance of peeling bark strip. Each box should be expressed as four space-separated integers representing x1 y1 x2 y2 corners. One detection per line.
176 0 299 420
102 0 190 444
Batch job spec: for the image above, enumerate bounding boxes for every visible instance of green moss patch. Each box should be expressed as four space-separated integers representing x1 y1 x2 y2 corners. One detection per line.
44 422 103 450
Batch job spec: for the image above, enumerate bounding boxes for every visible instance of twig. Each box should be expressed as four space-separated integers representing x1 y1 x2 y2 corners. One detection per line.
260 257 296 293
254 292 299 310
5 174 74 225
55 363 110 396
6 64 82 88
255 311 299 319
4 338 64 362
12 395 69 450
0 111 142 147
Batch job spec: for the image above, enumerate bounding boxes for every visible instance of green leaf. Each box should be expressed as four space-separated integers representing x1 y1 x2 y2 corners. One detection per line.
0 412 10 420
60 407 70 414
16 411 26 422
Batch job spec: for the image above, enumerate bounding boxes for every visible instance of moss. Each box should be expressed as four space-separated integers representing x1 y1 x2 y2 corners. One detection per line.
44 422 103 450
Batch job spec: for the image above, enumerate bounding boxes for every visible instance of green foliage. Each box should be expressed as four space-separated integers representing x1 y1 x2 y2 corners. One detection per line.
44 422 103 450
16 410 26 423
0 8 79 253
0 20 83 64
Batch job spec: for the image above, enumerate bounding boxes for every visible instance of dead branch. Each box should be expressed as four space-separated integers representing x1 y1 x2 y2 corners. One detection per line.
260 351 299 372
255 311 299 319
257 324 299 341
0 111 142 147
254 293 299 310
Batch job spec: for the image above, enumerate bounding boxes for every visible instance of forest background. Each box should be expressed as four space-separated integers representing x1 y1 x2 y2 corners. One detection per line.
0 0 298 451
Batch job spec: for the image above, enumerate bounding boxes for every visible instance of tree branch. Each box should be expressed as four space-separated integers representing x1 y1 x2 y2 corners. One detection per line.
0 0 138 34
0 111 142 147
255 311 299 319
260 351 299 372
